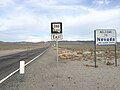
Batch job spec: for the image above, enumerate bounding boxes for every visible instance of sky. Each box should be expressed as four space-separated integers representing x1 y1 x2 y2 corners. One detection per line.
0 0 120 42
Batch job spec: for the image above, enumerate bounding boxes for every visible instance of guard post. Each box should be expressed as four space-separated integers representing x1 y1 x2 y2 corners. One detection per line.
20 61 25 74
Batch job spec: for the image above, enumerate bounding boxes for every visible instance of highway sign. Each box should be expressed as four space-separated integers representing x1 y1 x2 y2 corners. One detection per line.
51 34 63 41
95 29 117 45
51 22 62 34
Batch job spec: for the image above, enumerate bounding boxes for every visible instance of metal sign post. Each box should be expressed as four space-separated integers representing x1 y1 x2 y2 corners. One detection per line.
115 44 117 66
94 29 117 67
94 30 97 68
56 40 59 76
51 22 63 77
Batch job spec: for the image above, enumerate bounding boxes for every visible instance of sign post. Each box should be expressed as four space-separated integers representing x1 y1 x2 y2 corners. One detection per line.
51 22 63 76
94 29 117 67
115 44 117 66
94 30 97 67
56 40 58 72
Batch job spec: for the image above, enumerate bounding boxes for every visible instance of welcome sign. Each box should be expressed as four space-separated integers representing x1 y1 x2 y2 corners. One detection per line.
95 29 117 45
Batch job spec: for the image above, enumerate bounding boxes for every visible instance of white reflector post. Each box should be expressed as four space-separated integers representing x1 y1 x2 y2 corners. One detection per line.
20 61 25 74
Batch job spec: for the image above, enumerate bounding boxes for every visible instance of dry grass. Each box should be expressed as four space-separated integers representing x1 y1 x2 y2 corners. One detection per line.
0 43 48 50
58 44 120 61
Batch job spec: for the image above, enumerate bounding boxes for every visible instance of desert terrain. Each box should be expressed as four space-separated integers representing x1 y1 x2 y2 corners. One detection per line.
58 42 120 66
0 42 49 56
0 41 120 90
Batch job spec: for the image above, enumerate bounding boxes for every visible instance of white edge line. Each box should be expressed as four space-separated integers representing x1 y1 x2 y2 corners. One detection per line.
0 69 19 84
0 48 49 84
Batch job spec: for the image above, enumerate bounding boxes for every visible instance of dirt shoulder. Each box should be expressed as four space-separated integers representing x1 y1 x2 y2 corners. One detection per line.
0 49 28 57
0 47 120 90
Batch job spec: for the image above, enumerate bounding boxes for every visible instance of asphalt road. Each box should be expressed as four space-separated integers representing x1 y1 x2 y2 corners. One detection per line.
0 47 49 81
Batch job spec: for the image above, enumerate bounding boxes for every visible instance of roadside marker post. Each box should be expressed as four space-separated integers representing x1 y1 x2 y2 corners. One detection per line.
94 29 117 67
20 61 25 74
51 22 63 77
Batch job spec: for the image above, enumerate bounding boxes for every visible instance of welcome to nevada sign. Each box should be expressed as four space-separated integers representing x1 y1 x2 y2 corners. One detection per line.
94 29 117 45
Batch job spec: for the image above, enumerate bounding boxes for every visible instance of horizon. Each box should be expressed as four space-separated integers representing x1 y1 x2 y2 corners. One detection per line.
1 40 120 43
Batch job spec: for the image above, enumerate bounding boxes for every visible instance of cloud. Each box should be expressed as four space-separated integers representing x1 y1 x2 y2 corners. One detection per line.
0 24 8 31
21 35 50 42
0 9 50 32
0 0 15 7
61 8 120 41
63 8 120 27
25 0 57 7
0 0 120 42
93 0 111 5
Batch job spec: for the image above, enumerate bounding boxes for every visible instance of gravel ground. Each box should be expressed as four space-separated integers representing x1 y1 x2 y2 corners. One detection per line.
0 49 27 57
0 47 120 90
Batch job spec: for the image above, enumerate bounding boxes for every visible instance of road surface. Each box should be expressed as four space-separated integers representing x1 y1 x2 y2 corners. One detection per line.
0 47 49 82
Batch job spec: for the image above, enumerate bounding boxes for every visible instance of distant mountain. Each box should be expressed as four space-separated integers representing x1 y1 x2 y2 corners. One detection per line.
0 41 120 45
0 41 46 45
0 41 4 43
48 40 120 45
